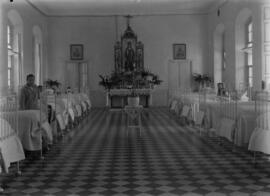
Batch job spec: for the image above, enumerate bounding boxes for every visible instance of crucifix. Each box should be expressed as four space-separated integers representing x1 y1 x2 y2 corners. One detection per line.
125 15 133 27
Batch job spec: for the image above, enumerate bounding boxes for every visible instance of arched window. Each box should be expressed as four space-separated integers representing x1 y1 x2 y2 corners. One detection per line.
7 23 14 90
235 8 252 94
213 23 225 89
7 10 23 93
33 26 42 85
244 19 253 88
262 6 270 91
222 32 226 80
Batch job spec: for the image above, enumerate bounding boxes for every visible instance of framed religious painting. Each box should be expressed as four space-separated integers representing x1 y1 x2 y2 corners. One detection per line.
173 44 186 60
70 44 83 60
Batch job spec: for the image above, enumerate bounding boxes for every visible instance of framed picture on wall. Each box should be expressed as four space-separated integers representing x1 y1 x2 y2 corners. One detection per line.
173 44 186 60
70 44 83 60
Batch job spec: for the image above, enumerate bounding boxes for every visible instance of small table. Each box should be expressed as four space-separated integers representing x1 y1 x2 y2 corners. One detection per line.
108 89 152 109
124 105 143 136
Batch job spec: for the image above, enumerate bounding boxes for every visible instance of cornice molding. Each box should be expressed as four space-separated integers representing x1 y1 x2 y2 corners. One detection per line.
207 0 229 14
25 0 48 17
25 0 215 18
46 12 208 18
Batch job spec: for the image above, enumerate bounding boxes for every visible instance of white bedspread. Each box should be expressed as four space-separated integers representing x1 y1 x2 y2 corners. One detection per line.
0 118 25 173
1 110 52 151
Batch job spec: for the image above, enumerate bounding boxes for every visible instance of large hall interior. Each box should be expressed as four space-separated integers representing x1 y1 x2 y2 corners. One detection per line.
0 0 270 195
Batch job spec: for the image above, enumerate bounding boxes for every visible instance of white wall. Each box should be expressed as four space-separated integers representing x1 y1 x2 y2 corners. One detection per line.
208 0 267 91
0 0 48 94
48 14 208 106
48 17 116 106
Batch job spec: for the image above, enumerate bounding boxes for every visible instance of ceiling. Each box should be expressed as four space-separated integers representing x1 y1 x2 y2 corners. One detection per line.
27 0 227 16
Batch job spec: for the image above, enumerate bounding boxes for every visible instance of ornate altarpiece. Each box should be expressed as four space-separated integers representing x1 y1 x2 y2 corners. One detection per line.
109 19 150 108
114 24 144 73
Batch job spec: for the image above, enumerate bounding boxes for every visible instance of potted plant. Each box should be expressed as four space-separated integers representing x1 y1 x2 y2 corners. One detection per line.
98 75 112 90
45 79 61 94
45 79 61 88
202 74 212 88
151 74 162 88
192 73 212 91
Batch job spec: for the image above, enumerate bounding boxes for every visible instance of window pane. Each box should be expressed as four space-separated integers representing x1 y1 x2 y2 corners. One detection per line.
248 32 252 43
266 22 270 42
8 69 11 87
249 77 253 87
266 56 270 74
7 25 10 45
249 67 253 77
8 56 11 68
248 53 253 66
248 23 252 32
7 25 13 50
266 76 270 90
247 21 253 44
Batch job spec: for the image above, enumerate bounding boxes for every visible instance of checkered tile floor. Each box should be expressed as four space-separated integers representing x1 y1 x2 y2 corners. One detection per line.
1 108 270 195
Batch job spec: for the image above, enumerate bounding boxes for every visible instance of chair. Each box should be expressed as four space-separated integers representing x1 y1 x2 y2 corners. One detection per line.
194 110 205 135
170 100 177 112
124 105 143 136
180 105 190 125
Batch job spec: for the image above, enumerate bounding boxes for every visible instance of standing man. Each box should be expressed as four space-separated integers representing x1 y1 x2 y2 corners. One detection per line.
20 74 39 110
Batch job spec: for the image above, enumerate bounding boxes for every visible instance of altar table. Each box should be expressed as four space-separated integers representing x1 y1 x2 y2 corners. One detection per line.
107 89 152 108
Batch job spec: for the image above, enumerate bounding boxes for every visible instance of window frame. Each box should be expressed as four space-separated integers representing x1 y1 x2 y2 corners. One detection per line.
244 18 253 88
7 23 21 92
222 32 226 71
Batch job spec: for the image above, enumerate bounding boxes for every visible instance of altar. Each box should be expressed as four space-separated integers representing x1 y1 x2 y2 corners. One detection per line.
107 89 152 108
99 17 161 109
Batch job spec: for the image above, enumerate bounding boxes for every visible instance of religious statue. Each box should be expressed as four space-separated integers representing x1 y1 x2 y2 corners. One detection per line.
125 41 135 71
114 16 144 72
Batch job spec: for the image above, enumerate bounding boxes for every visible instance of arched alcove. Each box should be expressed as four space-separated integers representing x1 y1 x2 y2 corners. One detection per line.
235 8 252 90
8 9 23 30
213 23 225 89
33 25 43 85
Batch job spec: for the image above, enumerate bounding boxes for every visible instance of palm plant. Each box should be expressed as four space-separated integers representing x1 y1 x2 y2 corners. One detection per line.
192 73 212 91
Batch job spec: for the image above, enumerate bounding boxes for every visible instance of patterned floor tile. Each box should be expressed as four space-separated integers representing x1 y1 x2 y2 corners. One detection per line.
1 108 270 195
43 187 63 194
178 185 198 192
21 187 40 194
205 193 227 196
66 187 85 193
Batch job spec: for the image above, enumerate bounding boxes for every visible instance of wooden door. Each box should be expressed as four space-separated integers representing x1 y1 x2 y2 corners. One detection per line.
66 62 79 92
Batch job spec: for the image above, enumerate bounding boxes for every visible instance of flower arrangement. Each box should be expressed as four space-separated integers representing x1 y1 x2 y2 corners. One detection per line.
45 79 61 88
99 70 162 96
